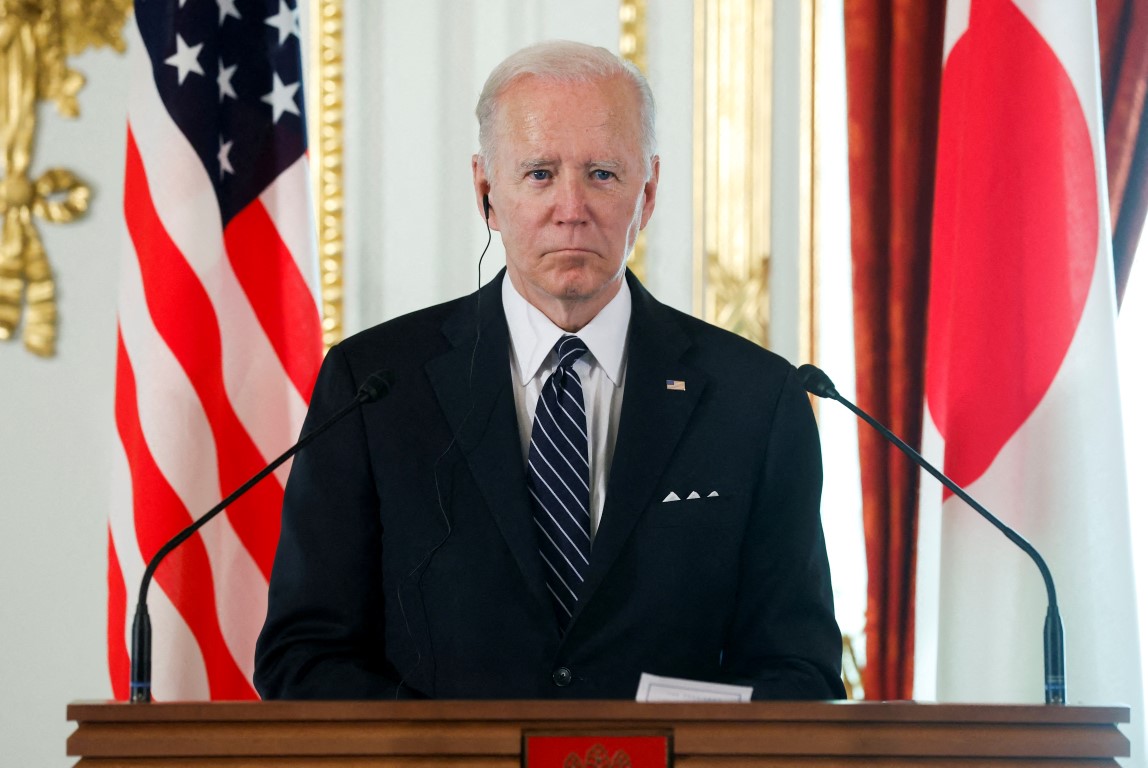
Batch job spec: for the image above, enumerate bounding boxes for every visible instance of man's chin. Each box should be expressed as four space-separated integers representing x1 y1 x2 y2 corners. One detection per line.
552 272 624 302
509 263 625 307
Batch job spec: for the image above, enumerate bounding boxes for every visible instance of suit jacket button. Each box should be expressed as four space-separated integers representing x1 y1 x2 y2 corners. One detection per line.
552 667 573 687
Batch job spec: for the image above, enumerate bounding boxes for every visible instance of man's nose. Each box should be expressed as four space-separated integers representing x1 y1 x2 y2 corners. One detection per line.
553 177 589 224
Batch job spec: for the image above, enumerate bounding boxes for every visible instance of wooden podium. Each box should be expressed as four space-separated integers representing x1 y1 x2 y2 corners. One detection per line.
67 700 1130 766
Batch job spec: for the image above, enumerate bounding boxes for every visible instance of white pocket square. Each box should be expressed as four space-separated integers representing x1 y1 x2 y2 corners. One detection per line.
662 490 720 502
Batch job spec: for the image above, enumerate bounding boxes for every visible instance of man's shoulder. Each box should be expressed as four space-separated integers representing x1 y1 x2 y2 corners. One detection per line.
336 292 478 363
637 290 795 378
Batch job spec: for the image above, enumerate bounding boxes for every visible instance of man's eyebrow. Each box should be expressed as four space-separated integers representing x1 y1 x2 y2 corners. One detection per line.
518 158 556 171
516 158 626 171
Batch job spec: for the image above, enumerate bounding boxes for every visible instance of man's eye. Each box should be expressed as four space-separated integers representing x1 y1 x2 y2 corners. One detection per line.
529 170 551 181
592 170 616 181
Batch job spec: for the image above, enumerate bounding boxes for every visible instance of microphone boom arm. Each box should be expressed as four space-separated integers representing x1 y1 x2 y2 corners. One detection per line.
129 371 392 703
797 364 1065 704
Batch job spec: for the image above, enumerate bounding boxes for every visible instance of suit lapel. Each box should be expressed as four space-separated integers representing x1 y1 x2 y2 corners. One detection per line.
572 272 708 621
425 272 552 615
426 271 708 630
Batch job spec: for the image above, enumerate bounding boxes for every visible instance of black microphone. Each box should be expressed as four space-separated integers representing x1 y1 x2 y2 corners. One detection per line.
796 363 1066 705
129 369 395 703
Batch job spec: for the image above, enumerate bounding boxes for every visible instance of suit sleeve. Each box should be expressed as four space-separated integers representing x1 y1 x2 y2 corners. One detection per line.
254 345 415 699
722 366 846 699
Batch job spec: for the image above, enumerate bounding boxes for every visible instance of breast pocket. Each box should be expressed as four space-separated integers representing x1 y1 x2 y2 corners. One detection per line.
640 493 739 528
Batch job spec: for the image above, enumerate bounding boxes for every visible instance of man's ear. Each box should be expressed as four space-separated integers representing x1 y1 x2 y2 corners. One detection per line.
472 154 496 228
639 155 661 230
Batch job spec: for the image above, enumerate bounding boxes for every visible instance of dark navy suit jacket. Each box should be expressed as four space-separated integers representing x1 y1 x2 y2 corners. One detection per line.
254 270 845 700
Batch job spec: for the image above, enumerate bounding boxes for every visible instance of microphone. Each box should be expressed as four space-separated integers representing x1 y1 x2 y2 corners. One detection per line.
129 369 395 703
796 363 1066 705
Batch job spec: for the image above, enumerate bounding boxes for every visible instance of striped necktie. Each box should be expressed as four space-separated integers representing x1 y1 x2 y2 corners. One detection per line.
528 334 591 628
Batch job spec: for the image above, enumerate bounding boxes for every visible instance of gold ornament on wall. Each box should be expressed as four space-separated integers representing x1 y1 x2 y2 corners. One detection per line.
0 0 130 357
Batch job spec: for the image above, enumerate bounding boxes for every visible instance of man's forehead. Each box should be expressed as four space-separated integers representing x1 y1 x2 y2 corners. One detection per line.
498 83 639 141
502 71 633 100
498 76 637 124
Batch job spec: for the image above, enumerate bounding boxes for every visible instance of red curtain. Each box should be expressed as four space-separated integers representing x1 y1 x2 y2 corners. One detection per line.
842 0 947 701
1098 0 1148 306
843 0 1148 700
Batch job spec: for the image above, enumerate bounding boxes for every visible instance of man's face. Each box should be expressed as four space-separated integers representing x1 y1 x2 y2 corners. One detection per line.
473 75 659 328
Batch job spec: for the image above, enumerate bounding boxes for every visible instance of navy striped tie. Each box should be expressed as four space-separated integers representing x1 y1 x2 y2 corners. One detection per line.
528 334 591 628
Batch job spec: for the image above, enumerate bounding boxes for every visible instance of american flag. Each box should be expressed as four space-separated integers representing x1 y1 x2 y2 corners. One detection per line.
108 0 323 700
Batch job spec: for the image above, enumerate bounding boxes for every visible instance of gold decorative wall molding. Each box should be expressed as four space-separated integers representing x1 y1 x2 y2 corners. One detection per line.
307 0 344 350
692 0 773 346
800 0 816 368
0 0 130 357
619 0 649 283
619 0 647 73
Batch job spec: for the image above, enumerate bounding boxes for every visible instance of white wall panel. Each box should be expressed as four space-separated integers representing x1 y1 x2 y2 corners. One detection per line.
0 45 125 768
343 0 624 334
642 0 696 314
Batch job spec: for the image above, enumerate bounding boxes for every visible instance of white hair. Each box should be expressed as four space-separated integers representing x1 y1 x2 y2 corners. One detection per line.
475 40 657 174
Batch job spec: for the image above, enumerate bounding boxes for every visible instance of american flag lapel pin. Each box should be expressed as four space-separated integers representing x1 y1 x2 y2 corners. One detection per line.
666 379 686 391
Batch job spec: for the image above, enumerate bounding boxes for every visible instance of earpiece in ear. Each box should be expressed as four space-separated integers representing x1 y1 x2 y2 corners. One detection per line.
482 194 491 220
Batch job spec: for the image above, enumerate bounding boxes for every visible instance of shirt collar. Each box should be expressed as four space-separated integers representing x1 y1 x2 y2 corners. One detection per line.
503 272 631 386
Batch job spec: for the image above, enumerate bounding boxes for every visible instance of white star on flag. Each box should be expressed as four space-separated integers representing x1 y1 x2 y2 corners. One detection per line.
218 60 238 102
217 137 234 179
265 0 301 46
216 0 241 25
165 34 204 85
261 72 300 123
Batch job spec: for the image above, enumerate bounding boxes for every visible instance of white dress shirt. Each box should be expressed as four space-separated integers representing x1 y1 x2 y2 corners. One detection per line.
502 274 630 539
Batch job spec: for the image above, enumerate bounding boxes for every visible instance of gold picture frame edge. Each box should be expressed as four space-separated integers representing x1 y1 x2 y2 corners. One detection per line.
308 0 345 350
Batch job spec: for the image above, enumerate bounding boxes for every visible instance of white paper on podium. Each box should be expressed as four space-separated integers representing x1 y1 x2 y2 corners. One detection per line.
635 673 753 702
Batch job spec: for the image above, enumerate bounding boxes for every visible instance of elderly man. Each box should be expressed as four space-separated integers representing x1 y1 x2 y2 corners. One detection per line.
255 40 845 700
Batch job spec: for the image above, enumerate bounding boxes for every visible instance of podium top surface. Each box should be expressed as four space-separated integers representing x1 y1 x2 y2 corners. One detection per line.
67 700 1132 764
67 699 1131 724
